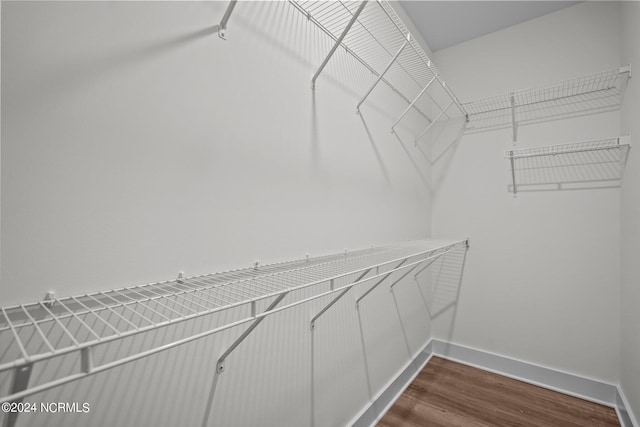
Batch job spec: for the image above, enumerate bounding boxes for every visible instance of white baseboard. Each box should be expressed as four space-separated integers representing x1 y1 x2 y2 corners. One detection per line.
431 339 618 407
350 338 637 427
616 386 639 427
349 341 433 427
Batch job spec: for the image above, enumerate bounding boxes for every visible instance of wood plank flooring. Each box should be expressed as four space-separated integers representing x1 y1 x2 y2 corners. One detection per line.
378 357 620 427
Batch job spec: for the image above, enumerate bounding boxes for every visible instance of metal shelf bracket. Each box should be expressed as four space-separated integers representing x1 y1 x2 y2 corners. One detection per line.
311 1 368 90
415 100 454 144
215 292 289 374
202 291 288 427
391 75 436 133
357 34 410 112
310 269 372 330
620 64 632 78
355 259 407 308
2 364 33 427
213 0 238 40
510 93 518 142
509 150 517 195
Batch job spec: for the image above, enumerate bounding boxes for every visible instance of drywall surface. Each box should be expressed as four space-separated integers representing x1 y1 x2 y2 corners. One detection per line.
1 2 432 305
0 2 437 426
431 1 622 383
620 2 640 423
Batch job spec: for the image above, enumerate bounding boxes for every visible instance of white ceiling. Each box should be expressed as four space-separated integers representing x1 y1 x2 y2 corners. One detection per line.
399 1 580 52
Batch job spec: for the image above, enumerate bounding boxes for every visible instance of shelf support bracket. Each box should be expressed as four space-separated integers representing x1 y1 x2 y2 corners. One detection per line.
620 65 632 104
309 269 372 330
620 64 632 79
509 151 517 195
387 262 424 292
355 259 407 308
215 292 288 374
309 267 371 427
391 245 456 291
510 93 518 142
201 292 288 427
412 254 446 280
2 364 33 427
391 74 436 133
311 1 368 90
356 35 410 112
213 0 238 40
415 100 454 144
619 135 632 177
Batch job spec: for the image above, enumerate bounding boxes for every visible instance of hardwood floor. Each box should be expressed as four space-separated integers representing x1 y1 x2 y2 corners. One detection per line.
378 357 620 427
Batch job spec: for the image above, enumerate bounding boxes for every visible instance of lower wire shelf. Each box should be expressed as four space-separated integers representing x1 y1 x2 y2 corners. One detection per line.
505 136 631 194
0 238 469 404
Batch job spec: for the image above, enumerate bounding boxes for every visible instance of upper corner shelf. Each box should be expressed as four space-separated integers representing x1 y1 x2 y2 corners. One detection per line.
504 136 631 194
289 0 468 142
464 66 631 141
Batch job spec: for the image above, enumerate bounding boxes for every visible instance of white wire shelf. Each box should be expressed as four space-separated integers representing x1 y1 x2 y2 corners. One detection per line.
505 136 631 194
464 66 631 141
289 0 467 141
0 238 468 405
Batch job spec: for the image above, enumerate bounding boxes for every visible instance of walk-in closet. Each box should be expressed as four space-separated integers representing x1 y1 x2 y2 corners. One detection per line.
0 1 638 426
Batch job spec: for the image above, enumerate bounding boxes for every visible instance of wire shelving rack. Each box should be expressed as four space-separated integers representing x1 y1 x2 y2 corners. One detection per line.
464 66 631 141
505 136 631 194
0 239 468 408
289 0 467 142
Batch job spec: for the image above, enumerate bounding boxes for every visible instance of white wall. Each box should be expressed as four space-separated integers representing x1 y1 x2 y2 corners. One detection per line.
1 1 431 305
0 2 437 426
430 1 623 384
620 2 640 423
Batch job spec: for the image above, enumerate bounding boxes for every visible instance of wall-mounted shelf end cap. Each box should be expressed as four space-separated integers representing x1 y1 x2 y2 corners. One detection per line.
43 291 56 308
620 64 632 78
